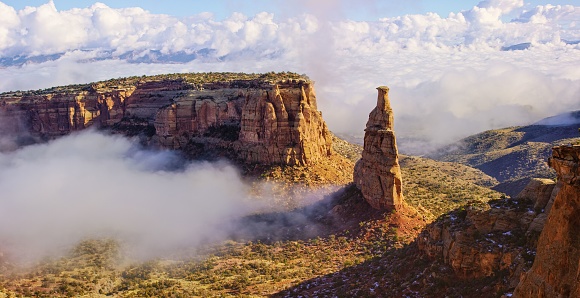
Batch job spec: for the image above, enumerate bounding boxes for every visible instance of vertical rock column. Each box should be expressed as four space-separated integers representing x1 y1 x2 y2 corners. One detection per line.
238 83 332 165
354 86 404 210
514 145 580 297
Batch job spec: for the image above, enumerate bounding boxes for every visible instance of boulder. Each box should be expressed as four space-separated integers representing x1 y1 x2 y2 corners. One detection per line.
516 178 556 211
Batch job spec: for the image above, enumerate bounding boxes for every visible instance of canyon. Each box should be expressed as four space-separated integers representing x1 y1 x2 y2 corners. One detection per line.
0 73 579 297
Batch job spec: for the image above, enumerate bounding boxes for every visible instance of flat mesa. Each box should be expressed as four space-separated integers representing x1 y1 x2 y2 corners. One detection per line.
0 72 333 166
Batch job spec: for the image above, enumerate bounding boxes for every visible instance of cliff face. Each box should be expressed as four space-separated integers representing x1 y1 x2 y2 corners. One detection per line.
0 75 332 166
0 88 135 136
416 172 560 292
354 86 404 210
514 145 580 297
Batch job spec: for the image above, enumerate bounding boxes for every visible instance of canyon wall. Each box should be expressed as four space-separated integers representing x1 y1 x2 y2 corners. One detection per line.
0 75 332 166
354 86 404 210
514 145 580 297
417 171 561 291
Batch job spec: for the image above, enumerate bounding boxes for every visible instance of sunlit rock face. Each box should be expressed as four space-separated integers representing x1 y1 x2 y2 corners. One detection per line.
0 75 332 166
415 176 561 289
514 145 580 298
354 86 404 210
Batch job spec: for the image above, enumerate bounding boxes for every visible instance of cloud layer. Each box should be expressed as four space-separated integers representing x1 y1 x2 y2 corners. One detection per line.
0 1 578 57
0 131 257 260
0 0 579 152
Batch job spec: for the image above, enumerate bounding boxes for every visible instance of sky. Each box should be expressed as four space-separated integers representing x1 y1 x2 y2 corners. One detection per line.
0 0 579 260
0 0 576 20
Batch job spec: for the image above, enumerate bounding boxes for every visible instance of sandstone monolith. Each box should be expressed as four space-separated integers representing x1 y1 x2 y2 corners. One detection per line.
354 86 404 210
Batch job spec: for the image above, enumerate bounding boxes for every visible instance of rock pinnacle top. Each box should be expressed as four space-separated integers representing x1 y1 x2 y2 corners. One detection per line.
367 85 394 131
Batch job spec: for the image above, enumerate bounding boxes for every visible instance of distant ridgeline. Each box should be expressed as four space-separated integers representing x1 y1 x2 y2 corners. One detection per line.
0 72 333 166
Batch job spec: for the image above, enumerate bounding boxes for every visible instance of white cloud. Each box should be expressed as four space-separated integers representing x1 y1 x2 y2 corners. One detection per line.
0 130 258 261
0 2 19 49
0 1 578 153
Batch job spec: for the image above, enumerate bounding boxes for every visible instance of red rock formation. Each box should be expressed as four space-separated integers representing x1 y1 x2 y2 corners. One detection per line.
0 76 332 166
514 145 580 297
418 200 540 287
354 86 404 210
0 88 135 137
416 173 562 287
236 83 331 165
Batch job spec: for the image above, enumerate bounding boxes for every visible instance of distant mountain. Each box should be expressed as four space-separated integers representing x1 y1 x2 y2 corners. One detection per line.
501 39 580 51
430 110 580 196
0 49 222 67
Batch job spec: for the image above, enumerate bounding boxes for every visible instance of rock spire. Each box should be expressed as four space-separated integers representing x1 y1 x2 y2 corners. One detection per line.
354 86 404 210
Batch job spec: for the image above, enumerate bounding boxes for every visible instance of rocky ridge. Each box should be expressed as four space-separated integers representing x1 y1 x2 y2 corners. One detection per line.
514 145 580 297
354 86 404 210
416 172 561 294
0 73 332 166
431 115 580 196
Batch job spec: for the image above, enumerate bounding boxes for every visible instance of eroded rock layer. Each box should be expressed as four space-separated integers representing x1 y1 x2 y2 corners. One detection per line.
0 74 332 166
416 166 561 292
514 145 580 297
354 86 404 210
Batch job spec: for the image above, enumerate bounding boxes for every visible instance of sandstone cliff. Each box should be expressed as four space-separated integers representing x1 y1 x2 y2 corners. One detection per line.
417 175 560 292
0 73 332 166
514 145 580 297
354 86 404 210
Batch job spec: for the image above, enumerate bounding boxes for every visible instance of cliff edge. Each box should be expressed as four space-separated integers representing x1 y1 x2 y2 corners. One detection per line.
514 145 580 297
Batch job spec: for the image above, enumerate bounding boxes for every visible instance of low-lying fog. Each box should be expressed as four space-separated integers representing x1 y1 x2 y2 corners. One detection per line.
0 130 334 263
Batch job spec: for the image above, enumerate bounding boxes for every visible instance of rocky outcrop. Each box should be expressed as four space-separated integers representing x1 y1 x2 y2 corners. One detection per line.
514 145 580 297
0 88 135 137
236 82 331 165
354 86 404 210
417 172 562 289
417 145 580 295
516 178 556 212
417 197 546 289
0 75 332 166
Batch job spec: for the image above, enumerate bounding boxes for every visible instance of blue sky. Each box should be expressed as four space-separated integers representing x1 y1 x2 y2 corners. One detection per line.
2 0 577 20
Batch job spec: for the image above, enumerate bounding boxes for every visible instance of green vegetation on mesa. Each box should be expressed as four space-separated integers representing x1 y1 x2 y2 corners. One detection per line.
0 71 309 97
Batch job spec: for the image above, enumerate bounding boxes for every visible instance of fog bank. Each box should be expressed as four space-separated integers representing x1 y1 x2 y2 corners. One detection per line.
0 131 256 261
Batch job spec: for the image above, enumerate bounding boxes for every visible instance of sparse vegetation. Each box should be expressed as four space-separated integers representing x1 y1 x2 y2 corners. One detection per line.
1 75 569 297
111 116 157 137
0 72 309 98
203 124 241 141
0 134 513 297
0 186 425 297
432 122 580 196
